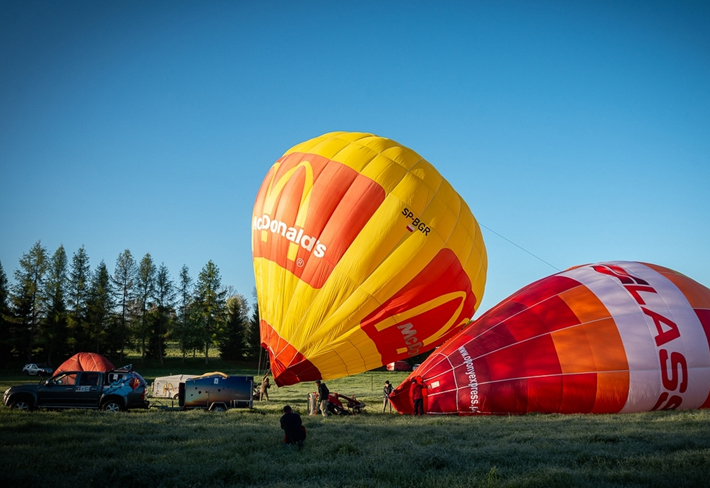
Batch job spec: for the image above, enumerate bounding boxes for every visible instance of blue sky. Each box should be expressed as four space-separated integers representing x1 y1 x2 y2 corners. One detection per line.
1 0 708 316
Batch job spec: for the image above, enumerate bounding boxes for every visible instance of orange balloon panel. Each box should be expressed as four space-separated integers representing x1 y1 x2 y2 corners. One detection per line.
252 132 487 386
389 261 710 415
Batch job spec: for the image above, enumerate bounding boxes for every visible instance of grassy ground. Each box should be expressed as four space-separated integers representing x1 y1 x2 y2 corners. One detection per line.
1 359 710 488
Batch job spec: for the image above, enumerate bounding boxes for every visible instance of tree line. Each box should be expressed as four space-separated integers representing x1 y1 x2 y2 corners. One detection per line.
0 241 262 368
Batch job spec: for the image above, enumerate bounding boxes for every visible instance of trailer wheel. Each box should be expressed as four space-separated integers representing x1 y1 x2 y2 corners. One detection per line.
211 404 226 412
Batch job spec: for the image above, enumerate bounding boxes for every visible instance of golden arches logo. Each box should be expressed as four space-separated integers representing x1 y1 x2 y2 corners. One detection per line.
372 291 470 355
257 160 315 261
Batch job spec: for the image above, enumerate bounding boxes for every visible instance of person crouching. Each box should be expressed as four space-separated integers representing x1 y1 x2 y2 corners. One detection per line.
280 405 306 447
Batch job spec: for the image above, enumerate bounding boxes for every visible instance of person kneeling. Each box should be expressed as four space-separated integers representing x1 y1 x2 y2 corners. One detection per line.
280 405 306 448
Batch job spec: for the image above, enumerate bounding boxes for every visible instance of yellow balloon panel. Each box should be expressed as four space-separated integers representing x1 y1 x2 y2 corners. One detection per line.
252 132 487 385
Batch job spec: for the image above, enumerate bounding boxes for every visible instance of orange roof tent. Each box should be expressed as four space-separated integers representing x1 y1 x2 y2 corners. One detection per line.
54 352 115 375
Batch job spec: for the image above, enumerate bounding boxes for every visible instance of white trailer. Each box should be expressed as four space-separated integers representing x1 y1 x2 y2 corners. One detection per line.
151 374 196 399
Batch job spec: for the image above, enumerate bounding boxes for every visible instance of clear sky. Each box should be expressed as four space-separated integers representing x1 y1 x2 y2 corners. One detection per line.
1 0 708 316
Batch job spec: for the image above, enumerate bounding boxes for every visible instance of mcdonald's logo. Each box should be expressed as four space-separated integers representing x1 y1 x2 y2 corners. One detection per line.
359 249 477 361
252 152 385 288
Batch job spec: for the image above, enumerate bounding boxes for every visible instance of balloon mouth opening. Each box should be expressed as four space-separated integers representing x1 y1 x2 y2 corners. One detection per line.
267 348 322 387
387 388 411 414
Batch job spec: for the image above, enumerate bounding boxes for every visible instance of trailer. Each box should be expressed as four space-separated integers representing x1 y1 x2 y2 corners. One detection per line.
151 374 196 399
178 372 253 411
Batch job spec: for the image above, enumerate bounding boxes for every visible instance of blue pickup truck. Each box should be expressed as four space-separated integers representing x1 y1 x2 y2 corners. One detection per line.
3 365 149 412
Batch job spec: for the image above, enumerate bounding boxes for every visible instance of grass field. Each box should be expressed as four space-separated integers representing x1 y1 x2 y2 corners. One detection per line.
1 358 710 487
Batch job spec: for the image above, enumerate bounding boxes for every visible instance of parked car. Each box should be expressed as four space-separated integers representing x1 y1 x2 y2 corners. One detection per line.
22 363 53 376
3 365 149 412
179 372 253 411
386 361 412 372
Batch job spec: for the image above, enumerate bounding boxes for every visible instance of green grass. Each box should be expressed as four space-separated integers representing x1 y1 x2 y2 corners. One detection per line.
1 362 710 488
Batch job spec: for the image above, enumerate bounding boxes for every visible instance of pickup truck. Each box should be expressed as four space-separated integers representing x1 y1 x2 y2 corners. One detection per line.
3 366 150 412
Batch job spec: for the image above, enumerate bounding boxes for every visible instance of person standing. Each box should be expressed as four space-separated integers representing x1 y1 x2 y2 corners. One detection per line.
410 377 426 416
382 380 394 413
259 374 271 401
280 405 305 447
315 380 330 417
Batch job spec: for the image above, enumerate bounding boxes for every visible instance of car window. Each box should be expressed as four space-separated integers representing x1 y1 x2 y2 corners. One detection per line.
79 372 100 386
106 372 126 385
51 373 77 386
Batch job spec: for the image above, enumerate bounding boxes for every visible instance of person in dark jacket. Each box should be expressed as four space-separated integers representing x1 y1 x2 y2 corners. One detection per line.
280 405 305 447
382 380 394 413
410 377 426 416
315 380 330 417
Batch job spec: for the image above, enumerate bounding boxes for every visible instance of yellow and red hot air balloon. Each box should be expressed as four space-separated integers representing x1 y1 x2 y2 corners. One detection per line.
389 261 710 415
252 132 487 386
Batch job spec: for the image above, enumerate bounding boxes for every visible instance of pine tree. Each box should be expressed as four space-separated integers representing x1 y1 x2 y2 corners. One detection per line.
67 246 91 353
135 253 156 362
0 261 14 366
246 289 263 362
174 265 202 362
148 263 175 363
218 294 248 360
112 249 136 361
86 261 114 354
11 241 48 361
195 260 226 365
40 245 69 366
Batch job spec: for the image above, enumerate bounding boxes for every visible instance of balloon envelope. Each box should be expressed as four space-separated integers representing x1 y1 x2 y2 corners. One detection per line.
54 352 115 375
252 132 487 386
389 261 710 415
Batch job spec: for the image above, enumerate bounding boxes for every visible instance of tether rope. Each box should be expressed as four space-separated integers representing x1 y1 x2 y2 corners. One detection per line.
479 223 561 272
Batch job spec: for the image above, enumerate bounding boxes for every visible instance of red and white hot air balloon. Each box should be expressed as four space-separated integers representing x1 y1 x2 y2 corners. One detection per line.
389 261 710 415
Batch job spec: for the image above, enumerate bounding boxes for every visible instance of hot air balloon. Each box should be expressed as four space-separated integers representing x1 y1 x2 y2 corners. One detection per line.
389 261 710 415
252 132 487 386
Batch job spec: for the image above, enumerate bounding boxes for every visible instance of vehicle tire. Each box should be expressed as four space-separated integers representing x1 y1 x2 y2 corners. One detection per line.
23 370 29 375
212 404 226 412
10 399 32 411
101 400 123 412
